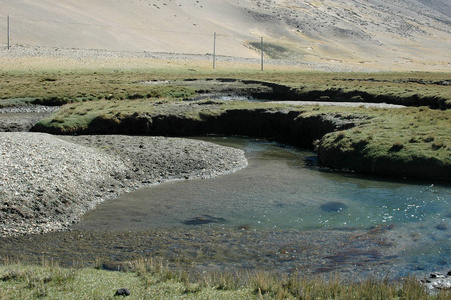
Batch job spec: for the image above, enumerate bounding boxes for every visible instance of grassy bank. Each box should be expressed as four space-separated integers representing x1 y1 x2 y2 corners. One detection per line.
0 260 448 299
318 106 451 179
1 67 449 179
32 98 451 179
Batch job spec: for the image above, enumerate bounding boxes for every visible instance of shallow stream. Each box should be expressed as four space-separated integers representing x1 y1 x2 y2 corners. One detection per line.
2 137 450 278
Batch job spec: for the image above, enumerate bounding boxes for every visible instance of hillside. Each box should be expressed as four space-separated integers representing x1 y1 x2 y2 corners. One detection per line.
1 0 450 71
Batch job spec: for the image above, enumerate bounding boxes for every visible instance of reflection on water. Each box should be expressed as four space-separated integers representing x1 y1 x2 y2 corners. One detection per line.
2 137 450 278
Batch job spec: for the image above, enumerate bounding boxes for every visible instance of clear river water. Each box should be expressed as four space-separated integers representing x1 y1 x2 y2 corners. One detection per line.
73 137 451 278
3 137 450 279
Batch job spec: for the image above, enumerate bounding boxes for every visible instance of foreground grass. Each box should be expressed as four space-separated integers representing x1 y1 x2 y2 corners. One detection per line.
0 260 448 300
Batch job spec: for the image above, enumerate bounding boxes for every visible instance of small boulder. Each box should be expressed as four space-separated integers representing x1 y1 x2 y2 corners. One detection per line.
436 222 449 231
115 288 131 297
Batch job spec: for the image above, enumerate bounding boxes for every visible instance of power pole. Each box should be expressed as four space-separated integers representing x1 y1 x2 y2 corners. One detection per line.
7 15 10 50
260 37 264 71
213 32 216 70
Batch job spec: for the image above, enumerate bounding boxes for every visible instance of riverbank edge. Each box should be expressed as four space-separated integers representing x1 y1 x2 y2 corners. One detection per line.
32 106 451 181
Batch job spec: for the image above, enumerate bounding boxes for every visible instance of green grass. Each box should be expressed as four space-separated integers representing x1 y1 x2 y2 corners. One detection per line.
0 70 449 107
317 106 451 177
34 99 275 132
0 98 35 108
0 71 196 105
36 99 160 132
0 259 448 299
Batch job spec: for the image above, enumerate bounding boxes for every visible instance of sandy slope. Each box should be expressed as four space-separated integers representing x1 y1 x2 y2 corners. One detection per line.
1 0 450 70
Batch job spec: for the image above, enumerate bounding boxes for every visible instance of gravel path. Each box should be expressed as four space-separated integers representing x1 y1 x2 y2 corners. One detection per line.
0 132 247 237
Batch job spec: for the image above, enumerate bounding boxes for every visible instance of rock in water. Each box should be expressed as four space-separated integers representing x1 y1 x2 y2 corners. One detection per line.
320 202 348 212
182 214 226 225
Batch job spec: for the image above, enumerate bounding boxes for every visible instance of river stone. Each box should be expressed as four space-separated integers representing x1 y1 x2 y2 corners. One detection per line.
115 288 131 296
320 201 348 212
420 271 451 294
182 214 226 225
436 222 449 231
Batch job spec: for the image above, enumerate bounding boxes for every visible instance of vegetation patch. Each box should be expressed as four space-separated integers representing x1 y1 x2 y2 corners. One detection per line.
1 71 449 108
0 71 196 106
0 98 35 108
318 107 451 179
0 260 447 299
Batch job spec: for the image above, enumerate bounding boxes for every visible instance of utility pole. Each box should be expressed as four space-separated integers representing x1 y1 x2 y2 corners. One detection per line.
260 37 264 71
7 15 10 50
213 32 216 70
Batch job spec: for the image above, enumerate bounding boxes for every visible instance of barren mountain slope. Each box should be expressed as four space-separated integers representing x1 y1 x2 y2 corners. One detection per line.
1 0 450 70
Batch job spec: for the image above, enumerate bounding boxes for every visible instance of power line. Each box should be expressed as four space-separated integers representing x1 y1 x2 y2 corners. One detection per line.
2 15 266 71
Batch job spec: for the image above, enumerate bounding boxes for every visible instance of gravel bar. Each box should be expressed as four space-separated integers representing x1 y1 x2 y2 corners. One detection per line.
0 133 247 237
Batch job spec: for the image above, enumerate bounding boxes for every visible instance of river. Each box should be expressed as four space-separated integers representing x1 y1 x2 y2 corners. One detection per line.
1 137 450 279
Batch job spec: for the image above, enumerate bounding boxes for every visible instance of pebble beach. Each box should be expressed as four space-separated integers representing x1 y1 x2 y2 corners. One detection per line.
0 119 247 237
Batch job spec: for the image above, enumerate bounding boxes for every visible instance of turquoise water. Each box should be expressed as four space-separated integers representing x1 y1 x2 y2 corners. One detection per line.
75 137 451 276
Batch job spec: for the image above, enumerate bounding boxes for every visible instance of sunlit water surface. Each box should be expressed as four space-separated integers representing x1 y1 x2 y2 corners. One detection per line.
74 137 450 277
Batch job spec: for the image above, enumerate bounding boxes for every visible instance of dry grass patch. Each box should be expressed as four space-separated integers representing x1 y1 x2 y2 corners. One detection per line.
1 259 448 299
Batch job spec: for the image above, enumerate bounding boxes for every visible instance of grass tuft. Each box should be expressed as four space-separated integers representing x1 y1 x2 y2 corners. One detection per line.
0 259 449 299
